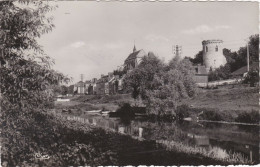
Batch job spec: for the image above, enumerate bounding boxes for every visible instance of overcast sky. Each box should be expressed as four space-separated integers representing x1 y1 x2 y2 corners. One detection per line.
37 1 259 83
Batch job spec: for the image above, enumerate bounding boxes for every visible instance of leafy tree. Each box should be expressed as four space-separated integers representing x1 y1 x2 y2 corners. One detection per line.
243 68 259 87
188 50 203 65
0 1 69 166
123 53 197 116
208 64 231 81
123 52 164 101
225 34 259 72
68 85 75 94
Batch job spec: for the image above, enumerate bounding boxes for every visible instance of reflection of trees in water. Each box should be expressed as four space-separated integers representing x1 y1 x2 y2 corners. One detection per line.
237 124 259 133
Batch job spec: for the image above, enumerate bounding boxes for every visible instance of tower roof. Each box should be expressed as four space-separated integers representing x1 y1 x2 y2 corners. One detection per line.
202 39 223 45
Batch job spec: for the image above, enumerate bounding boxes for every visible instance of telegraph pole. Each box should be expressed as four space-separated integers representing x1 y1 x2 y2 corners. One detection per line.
247 42 250 72
173 45 182 58
80 74 84 82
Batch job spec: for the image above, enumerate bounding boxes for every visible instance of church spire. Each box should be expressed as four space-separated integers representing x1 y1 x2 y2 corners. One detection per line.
133 40 136 53
133 44 136 53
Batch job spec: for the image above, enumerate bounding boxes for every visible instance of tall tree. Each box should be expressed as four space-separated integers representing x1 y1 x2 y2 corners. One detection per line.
0 1 67 110
123 53 197 116
0 1 68 166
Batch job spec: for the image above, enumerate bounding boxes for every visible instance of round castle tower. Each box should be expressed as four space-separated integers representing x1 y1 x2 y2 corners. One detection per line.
202 40 227 71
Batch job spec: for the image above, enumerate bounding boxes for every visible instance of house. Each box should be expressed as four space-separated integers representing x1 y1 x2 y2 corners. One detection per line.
96 74 109 95
84 80 91 94
124 45 145 71
193 65 208 87
87 78 97 95
74 81 85 94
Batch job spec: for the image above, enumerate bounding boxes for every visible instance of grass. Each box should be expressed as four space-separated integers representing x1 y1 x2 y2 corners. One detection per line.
156 139 253 164
182 85 259 121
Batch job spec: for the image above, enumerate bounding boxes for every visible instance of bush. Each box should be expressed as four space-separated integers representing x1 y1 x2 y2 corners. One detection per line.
235 110 259 124
110 103 135 118
200 110 223 121
175 104 190 121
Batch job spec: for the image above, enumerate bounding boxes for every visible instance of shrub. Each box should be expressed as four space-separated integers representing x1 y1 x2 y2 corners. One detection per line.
175 104 190 121
200 110 223 121
235 110 259 124
110 103 135 118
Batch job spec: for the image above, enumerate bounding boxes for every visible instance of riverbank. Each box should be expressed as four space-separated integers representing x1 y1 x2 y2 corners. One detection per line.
181 85 259 122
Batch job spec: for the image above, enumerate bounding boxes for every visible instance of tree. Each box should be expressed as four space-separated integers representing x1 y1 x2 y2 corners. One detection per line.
147 58 197 115
208 64 231 81
0 1 67 110
188 50 203 65
123 52 197 116
0 1 69 166
123 52 164 101
226 34 259 72
243 68 259 87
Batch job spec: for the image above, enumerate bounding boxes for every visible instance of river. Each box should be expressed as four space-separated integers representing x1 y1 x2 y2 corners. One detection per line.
61 111 259 164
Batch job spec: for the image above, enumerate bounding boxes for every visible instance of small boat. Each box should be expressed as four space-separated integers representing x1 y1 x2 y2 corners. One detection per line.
183 117 192 121
85 110 102 113
101 111 111 116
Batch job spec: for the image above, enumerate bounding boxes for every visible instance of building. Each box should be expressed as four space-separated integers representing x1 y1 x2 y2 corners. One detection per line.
74 81 85 94
124 45 145 71
193 65 208 87
84 80 91 94
202 40 227 72
96 74 109 95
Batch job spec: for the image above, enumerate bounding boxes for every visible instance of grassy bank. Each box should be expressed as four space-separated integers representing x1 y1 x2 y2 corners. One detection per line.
181 85 259 122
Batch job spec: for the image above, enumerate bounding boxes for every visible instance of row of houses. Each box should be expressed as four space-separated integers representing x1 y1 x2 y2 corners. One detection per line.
73 74 124 95
74 45 145 95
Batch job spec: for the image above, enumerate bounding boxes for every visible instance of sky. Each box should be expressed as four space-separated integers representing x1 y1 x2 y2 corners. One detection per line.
37 1 259 84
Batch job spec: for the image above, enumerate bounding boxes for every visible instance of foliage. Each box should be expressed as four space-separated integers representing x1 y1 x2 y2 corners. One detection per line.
124 52 197 116
199 110 223 121
208 64 231 81
113 69 127 77
123 52 165 100
235 110 259 124
175 104 190 121
0 1 69 166
242 68 259 86
187 50 203 65
0 1 69 110
223 34 259 73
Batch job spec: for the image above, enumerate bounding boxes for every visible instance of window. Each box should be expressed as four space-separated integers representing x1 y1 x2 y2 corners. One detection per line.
215 45 218 52
205 46 208 52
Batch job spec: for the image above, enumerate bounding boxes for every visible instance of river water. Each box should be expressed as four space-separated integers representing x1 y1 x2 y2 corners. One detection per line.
63 112 259 164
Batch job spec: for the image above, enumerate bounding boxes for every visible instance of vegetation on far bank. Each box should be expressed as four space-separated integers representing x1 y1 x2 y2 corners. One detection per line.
58 84 259 124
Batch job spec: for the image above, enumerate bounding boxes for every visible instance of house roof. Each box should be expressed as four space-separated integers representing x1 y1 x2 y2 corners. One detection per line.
125 50 142 63
75 81 84 87
231 62 259 76
85 80 91 84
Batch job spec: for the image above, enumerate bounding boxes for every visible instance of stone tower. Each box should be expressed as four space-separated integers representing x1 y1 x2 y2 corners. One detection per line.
202 40 227 71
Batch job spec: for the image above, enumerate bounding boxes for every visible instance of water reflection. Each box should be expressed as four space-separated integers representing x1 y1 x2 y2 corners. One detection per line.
65 113 259 163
